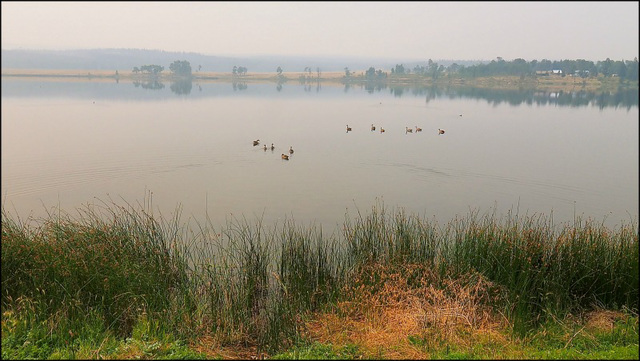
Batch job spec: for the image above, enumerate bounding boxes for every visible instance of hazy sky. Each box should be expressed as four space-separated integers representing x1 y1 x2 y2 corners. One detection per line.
2 1 638 61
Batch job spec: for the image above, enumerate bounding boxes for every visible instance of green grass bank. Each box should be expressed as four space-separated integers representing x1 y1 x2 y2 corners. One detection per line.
2 200 638 359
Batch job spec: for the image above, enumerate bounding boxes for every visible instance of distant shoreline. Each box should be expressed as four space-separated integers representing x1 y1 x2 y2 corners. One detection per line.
2 68 636 92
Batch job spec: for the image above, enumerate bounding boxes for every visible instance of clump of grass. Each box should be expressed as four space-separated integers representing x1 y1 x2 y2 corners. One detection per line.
1 199 194 340
434 207 639 333
278 219 344 313
269 341 363 360
343 204 441 268
1 303 208 360
183 215 273 348
190 215 347 354
305 262 506 359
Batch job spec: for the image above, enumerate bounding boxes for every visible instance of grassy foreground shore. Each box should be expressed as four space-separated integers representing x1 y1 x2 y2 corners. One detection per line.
2 200 638 359
2 68 636 92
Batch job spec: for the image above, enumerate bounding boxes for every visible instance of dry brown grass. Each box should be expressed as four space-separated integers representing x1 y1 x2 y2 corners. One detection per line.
184 263 515 359
585 309 630 332
191 335 267 360
303 263 511 359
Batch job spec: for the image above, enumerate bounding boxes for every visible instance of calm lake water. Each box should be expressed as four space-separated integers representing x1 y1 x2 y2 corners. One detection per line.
2 78 638 234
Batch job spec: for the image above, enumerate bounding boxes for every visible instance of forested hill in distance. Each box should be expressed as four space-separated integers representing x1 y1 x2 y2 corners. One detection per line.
1 48 483 73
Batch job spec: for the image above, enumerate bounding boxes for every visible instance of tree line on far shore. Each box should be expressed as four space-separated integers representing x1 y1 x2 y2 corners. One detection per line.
129 57 638 83
355 57 639 82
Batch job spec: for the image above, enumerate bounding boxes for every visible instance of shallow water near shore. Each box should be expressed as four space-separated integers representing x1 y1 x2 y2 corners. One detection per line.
1 78 638 233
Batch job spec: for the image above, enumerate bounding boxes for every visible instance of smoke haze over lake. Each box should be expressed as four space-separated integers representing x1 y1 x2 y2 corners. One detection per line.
2 2 637 62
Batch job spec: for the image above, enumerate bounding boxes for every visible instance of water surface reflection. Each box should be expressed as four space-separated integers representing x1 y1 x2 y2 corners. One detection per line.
3 78 638 110
2 78 637 234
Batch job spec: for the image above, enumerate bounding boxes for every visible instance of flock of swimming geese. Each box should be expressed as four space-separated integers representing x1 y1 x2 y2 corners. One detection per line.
349 124 446 134
252 139 294 160
254 120 450 160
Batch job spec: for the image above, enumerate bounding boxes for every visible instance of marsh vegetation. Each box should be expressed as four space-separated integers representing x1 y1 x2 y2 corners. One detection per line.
2 200 638 359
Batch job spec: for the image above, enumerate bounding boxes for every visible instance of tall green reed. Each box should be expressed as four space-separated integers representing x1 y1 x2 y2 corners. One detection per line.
191 214 348 353
343 204 442 267
437 207 638 333
1 198 193 338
